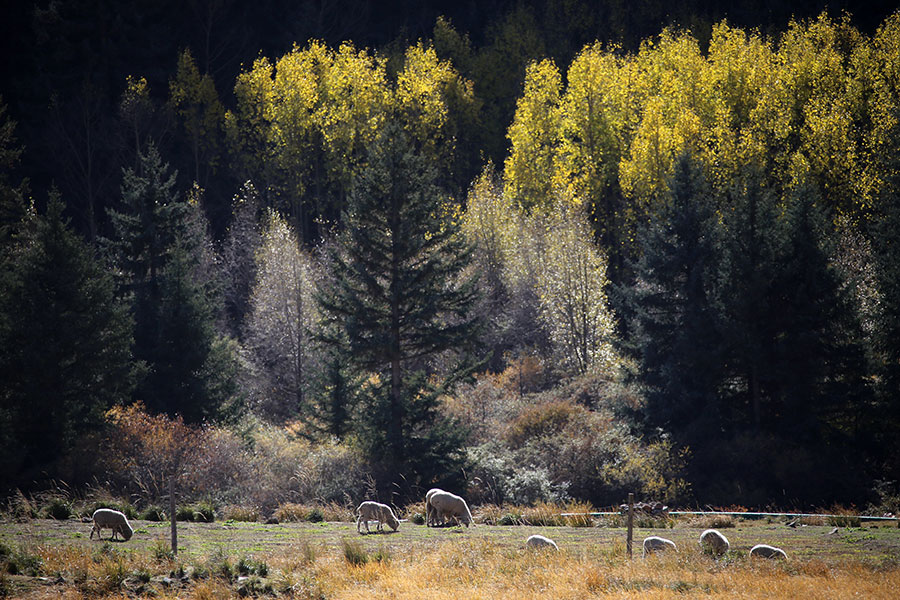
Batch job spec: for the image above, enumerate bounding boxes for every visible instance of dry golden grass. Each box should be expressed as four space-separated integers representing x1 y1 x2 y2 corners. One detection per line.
4 517 899 599
310 541 900 600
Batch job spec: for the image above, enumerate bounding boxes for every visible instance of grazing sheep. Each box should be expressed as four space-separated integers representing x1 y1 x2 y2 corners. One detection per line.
428 491 474 528
699 529 730 556
356 501 400 534
425 488 447 527
90 508 133 542
749 544 787 560
525 534 559 551
642 535 677 558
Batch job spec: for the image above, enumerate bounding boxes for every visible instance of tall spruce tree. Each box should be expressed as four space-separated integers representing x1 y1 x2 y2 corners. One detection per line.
107 143 233 422
715 163 782 430
623 153 722 453
0 195 135 489
868 115 900 483
318 123 480 495
770 183 872 442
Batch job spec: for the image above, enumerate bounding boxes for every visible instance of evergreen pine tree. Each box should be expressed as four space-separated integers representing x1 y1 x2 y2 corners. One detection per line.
715 163 782 430
868 115 900 483
770 182 872 443
623 152 722 454
318 123 480 495
0 194 135 489
107 143 235 422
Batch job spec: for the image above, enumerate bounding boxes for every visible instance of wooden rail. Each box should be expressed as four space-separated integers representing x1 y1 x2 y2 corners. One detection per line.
559 510 898 522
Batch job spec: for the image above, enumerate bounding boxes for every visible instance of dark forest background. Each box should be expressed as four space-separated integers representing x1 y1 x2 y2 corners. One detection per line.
2 0 900 514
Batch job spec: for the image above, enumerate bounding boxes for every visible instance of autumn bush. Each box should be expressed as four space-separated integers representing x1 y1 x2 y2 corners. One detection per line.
464 386 689 508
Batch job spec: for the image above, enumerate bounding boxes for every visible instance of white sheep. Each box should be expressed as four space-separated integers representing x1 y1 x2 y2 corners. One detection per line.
749 544 787 560
356 501 400 534
90 508 133 542
642 535 677 558
699 529 730 556
425 488 446 527
428 490 474 527
525 534 559 551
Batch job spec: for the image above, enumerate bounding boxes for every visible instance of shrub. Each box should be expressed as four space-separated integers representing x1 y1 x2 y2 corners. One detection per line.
506 466 560 505
293 440 370 504
410 512 425 525
319 502 355 522
506 400 580 448
474 504 503 525
870 480 900 516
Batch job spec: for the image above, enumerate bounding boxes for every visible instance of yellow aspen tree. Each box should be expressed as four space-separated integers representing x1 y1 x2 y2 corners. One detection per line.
504 59 562 211
169 49 225 183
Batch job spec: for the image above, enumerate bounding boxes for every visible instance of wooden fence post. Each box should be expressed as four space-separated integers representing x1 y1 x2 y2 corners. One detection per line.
626 492 634 559
170 476 178 556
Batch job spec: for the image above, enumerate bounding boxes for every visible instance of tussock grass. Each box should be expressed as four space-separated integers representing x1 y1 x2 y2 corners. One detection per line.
221 504 259 522
274 501 353 523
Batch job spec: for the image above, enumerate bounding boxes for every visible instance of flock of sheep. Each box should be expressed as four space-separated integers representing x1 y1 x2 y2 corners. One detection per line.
89 490 788 560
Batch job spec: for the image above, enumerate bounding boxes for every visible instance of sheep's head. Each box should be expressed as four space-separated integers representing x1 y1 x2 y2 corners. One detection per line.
388 516 400 531
119 524 134 541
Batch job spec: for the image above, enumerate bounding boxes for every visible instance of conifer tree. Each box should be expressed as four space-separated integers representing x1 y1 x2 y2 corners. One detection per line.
108 143 235 422
715 163 782 430
769 182 872 442
868 112 900 482
0 195 135 488
318 123 479 494
624 153 722 447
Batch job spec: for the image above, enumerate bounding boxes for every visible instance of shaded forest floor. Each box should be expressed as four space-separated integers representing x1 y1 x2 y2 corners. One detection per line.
1 516 898 598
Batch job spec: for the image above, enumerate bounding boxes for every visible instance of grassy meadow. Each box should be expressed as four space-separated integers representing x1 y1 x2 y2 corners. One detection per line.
1 511 899 599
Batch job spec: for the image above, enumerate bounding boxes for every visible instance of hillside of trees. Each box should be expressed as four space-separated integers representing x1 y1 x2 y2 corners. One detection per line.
1 1 899 512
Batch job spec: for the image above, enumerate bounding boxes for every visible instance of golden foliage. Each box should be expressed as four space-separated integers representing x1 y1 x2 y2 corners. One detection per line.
504 14 900 231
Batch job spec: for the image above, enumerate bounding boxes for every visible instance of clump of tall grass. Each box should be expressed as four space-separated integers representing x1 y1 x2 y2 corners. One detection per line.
341 538 370 566
0 541 42 577
176 501 216 522
140 505 166 521
3 490 37 522
42 496 74 520
826 506 862 527
274 502 352 523
222 504 259 522
475 502 595 526
686 513 736 529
